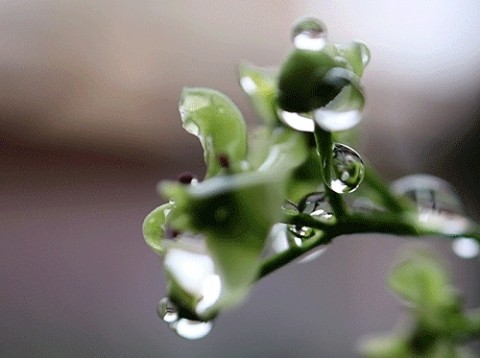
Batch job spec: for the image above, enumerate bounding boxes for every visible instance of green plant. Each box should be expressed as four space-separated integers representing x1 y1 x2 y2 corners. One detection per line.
142 17 480 353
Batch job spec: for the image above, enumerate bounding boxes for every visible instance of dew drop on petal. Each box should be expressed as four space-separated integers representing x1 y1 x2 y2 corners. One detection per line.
291 17 327 51
171 318 213 340
157 297 178 324
276 108 314 132
452 237 480 259
314 108 361 132
391 174 471 235
325 143 365 194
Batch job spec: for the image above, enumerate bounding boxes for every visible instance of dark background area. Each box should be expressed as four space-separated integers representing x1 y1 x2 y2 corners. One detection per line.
1 1 480 357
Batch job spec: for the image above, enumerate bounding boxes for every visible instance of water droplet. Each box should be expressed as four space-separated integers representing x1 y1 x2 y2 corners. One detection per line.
291 17 327 51
276 108 314 132
171 318 213 340
358 43 371 66
239 76 257 95
352 197 385 214
195 274 222 315
325 143 365 193
452 237 479 259
164 241 218 295
391 175 470 235
282 200 300 215
314 108 361 132
264 223 290 256
157 297 179 323
288 225 315 240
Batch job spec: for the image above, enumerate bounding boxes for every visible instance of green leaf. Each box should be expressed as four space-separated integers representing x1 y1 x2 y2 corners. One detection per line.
238 62 279 126
159 171 285 316
359 335 410 358
179 87 247 177
334 41 370 77
388 251 456 308
142 202 174 255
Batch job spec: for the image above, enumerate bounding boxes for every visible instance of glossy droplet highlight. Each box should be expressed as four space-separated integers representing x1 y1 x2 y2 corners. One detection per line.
171 318 213 340
264 223 290 256
276 108 314 132
288 225 315 241
157 297 178 324
359 43 371 66
391 175 470 235
325 143 365 193
291 17 327 51
314 108 361 132
452 238 479 259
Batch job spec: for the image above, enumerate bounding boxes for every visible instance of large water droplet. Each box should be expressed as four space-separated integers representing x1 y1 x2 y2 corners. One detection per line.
157 297 179 324
452 237 479 259
291 17 327 51
164 238 221 315
314 108 361 132
325 143 365 193
171 318 213 340
276 108 314 132
288 225 315 241
391 175 470 235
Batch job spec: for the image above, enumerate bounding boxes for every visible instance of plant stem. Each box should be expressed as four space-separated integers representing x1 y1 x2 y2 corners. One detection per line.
258 212 419 280
313 125 348 218
363 166 410 213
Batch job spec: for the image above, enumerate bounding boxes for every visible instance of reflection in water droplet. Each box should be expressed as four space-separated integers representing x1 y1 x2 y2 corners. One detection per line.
288 225 315 240
352 197 385 214
452 237 479 259
299 191 334 222
171 318 213 340
391 175 470 235
277 109 314 132
282 200 300 215
325 143 365 193
314 108 361 132
157 297 178 323
291 17 327 51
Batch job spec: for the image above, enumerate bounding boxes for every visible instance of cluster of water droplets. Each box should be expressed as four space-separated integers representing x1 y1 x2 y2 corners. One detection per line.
157 297 213 340
325 143 365 194
391 174 478 259
264 191 333 262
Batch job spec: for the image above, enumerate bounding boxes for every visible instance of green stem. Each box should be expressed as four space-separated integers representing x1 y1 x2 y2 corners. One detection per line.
259 212 419 280
259 212 480 281
363 166 411 213
313 126 348 218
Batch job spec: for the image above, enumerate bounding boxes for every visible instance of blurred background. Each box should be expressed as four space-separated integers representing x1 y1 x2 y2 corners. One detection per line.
1 1 480 357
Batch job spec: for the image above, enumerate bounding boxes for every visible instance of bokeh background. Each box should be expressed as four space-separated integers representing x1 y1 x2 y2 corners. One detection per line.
1 1 480 357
